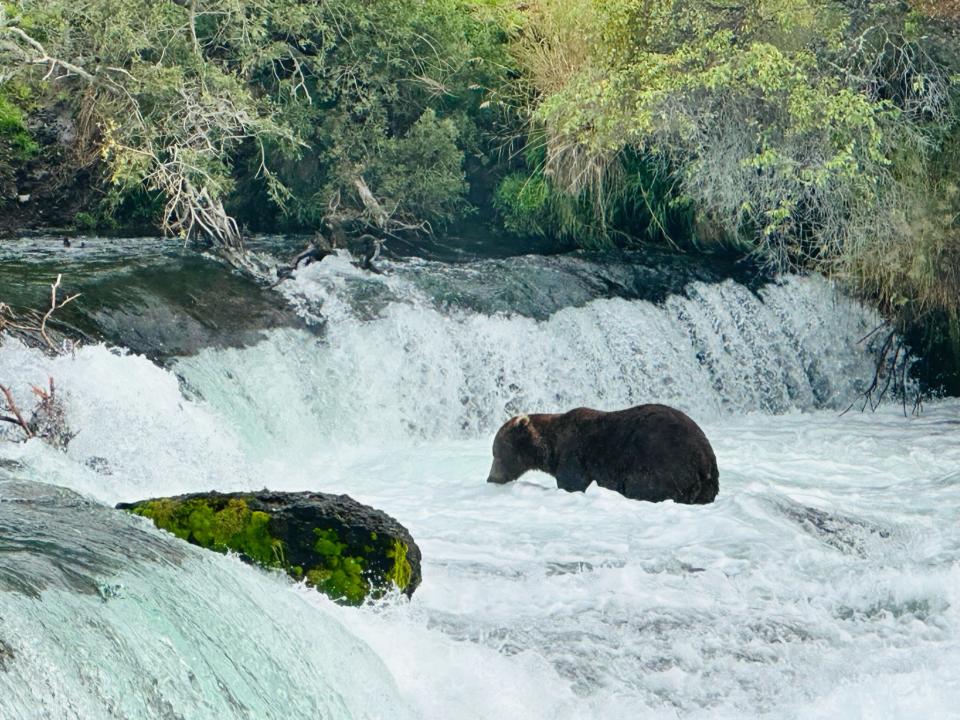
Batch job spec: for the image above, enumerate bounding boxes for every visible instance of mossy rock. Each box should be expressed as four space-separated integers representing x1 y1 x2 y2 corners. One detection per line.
117 491 421 606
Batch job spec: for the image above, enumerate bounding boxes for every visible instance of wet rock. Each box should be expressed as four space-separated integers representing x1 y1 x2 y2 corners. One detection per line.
780 502 891 557
0 459 23 473
83 456 112 475
0 238 306 361
0 639 14 672
117 490 422 605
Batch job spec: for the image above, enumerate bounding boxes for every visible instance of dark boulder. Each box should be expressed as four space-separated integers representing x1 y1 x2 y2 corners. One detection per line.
117 490 421 605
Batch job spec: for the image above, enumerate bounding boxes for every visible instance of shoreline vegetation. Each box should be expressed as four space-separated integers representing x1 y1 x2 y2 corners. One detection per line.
1 1 959 391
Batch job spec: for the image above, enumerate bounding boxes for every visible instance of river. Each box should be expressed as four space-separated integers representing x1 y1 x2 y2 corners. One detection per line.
1 241 957 718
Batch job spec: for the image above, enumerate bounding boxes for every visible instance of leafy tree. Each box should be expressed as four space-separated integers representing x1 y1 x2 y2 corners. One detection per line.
0 0 515 250
509 0 960 325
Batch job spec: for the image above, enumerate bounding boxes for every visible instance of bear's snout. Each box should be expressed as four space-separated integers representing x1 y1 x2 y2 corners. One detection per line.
486 458 509 484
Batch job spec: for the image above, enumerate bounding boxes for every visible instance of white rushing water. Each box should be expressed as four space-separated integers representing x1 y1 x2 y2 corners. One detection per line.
0 480 408 720
1 253 958 719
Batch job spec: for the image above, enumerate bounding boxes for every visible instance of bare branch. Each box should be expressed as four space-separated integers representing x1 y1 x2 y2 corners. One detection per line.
1 25 95 82
40 275 81 352
353 176 390 229
0 384 34 439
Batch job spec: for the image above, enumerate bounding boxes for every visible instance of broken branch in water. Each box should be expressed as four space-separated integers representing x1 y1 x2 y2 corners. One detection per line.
1 277 79 448
30 376 54 402
841 324 919 417
0 383 34 439
0 377 73 449
1 275 84 353
28 376 74 449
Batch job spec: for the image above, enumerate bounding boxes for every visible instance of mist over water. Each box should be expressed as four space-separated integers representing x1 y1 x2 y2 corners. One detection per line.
1 250 957 719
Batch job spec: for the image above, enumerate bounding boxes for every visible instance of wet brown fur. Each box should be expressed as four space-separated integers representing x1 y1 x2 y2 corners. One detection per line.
487 404 719 504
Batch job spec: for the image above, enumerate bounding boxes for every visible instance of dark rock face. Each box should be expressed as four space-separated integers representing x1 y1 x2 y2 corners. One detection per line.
117 490 422 605
0 104 94 236
487 404 719 505
0 238 305 362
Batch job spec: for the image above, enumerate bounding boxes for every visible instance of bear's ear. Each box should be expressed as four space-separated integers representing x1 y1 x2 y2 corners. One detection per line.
511 414 540 443
506 414 530 428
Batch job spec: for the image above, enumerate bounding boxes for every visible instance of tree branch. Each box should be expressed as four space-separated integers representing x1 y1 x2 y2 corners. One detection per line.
0 384 33 439
40 274 81 352
1 25 95 82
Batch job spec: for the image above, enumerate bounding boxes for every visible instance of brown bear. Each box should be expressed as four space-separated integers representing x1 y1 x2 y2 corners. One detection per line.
486 404 719 504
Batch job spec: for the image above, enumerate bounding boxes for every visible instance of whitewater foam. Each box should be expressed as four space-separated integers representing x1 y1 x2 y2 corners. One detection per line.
0 257 955 719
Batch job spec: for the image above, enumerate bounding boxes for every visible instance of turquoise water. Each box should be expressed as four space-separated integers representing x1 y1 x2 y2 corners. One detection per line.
1 252 957 718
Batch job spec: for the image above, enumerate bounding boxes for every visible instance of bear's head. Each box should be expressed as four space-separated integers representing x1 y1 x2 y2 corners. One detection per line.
487 414 546 484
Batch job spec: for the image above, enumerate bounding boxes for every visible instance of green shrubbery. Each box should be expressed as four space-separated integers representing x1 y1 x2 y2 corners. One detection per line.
0 93 35 158
0 0 514 242
0 86 37 198
506 0 960 345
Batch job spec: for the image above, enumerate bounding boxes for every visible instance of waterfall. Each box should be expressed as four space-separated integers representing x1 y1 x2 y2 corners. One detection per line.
0 476 410 720
173 256 882 450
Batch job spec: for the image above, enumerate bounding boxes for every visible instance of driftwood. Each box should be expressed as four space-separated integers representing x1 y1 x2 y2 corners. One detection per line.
841 323 920 417
0 275 82 354
40 274 81 350
353 177 390 230
350 176 429 235
0 383 32 438
1 276 79 449
272 225 386 286
28 377 74 449
0 377 74 449
270 230 338 286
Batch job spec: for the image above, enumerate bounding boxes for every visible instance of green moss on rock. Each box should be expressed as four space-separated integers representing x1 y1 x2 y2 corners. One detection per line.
131 497 283 567
385 539 412 591
121 491 422 606
305 528 369 606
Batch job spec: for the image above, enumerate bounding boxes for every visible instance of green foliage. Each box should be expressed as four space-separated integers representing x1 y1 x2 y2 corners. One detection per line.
1 0 516 239
73 212 97 231
263 0 514 230
369 109 469 227
495 147 694 249
0 87 37 195
495 172 552 237
0 93 36 158
73 187 163 232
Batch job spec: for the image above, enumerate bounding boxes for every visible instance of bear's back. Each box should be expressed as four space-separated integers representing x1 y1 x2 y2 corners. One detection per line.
558 404 718 504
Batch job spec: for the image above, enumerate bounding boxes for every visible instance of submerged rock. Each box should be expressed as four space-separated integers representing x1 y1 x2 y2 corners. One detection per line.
117 491 421 605
0 639 14 672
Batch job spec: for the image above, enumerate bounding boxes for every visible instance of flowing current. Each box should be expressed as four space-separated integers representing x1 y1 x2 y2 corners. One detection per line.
1 249 958 719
